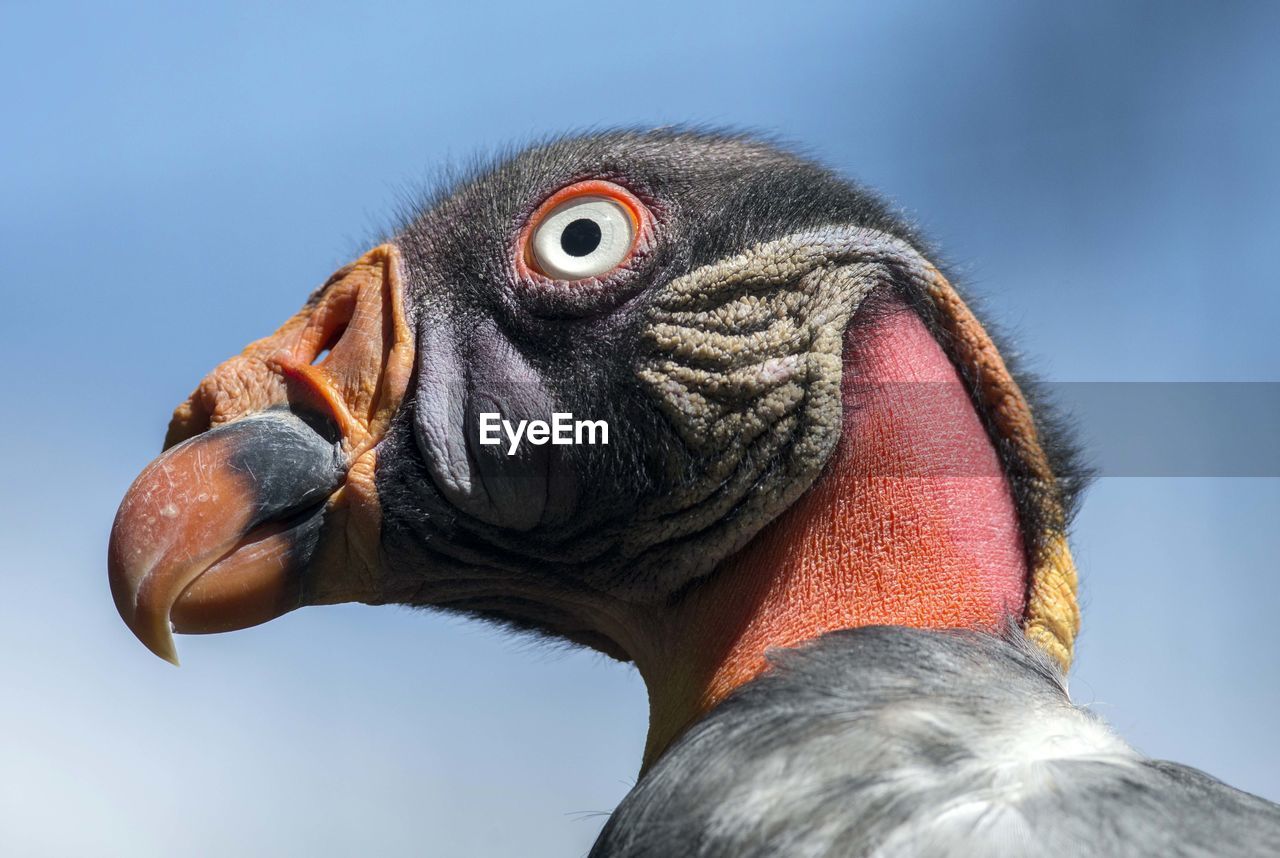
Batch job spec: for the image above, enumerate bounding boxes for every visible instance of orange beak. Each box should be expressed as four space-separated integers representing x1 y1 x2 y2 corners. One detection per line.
107 245 415 664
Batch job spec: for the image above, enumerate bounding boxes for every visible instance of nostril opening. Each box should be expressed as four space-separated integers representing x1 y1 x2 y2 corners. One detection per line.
310 317 349 365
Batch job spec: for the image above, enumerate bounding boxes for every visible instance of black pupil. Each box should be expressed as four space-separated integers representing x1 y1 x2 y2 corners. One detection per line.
560 218 602 257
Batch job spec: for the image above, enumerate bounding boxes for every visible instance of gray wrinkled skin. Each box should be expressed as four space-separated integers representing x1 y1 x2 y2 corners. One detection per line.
621 227 947 598
592 627 1280 857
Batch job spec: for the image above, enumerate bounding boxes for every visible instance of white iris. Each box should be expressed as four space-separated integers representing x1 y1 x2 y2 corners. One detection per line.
531 196 634 280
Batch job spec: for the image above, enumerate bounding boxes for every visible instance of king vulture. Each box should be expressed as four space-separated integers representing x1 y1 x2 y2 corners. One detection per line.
108 130 1280 856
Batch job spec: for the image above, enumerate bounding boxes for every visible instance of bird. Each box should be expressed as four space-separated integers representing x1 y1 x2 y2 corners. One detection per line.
108 129 1280 856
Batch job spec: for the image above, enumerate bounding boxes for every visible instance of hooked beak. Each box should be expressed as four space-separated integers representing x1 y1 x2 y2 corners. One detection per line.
107 245 415 664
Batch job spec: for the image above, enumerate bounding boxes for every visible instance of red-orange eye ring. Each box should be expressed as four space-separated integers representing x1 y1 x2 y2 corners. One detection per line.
517 180 652 282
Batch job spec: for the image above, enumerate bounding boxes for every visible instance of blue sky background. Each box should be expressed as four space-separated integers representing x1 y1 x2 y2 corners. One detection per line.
1 2 1277 855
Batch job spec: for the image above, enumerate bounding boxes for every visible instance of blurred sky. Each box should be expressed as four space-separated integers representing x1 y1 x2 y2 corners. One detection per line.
1 2 1278 855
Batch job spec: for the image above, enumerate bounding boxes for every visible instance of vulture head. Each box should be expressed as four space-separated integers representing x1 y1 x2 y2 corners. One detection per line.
109 130 1082 765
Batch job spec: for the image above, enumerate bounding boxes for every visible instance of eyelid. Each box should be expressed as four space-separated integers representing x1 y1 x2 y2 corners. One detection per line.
517 180 651 281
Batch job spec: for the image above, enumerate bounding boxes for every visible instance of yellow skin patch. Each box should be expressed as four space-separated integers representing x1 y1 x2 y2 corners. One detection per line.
924 266 1079 670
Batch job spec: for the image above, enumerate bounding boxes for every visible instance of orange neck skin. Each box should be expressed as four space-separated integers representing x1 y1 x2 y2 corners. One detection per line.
628 303 1029 770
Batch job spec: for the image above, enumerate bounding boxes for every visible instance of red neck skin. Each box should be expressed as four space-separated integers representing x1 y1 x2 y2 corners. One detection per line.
630 300 1028 770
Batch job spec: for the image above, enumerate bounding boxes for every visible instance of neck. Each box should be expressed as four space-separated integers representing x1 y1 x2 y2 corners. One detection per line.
630 302 1028 771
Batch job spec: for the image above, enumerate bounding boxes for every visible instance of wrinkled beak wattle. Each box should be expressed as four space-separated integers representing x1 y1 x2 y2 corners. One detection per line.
107 245 415 664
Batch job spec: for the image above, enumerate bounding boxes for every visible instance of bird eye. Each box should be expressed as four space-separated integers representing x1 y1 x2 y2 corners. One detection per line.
522 181 647 281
